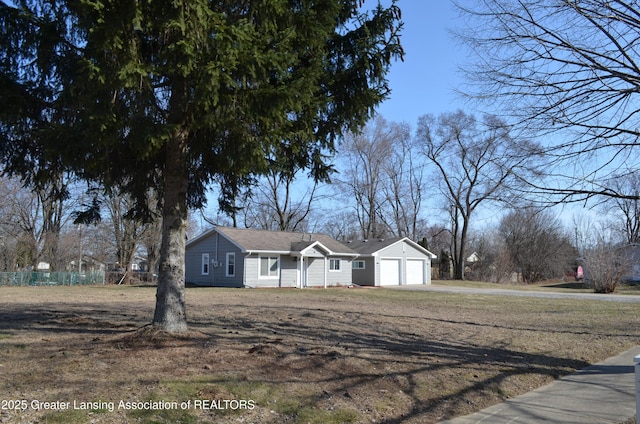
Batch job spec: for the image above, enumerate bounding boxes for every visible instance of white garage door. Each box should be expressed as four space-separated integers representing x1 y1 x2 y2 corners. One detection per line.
406 259 425 285
380 259 401 285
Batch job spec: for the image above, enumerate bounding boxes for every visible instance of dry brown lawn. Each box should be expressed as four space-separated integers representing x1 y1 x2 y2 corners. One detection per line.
0 284 638 424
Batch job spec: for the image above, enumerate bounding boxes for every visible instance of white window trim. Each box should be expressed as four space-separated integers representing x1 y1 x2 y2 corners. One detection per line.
352 260 365 270
329 258 341 272
259 255 280 279
201 253 209 275
226 252 235 277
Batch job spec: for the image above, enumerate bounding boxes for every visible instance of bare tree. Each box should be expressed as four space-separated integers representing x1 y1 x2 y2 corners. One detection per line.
379 122 426 239
100 189 164 280
456 0 640 203
581 245 633 293
316 210 361 241
416 110 542 280
141 215 162 276
465 228 506 283
0 174 72 271
608 172 640 244
0 177 20 270
104 193 143 274
340 116 394 239
37 175 69 271
339 115 424 239
0 177 37 269
499 207 576 283
576 219 633 293
241 172 322 232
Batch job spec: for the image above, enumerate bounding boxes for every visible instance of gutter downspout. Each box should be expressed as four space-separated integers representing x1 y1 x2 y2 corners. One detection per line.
243 252 250 287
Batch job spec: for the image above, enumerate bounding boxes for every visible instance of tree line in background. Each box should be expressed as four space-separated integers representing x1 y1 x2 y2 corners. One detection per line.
3 110 638 293
0 176 162 279
204 111 640 290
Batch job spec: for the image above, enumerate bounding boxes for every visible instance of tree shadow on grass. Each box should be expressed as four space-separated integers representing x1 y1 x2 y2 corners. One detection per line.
0 303 150 335
0 299 609 423
184 305 593 423
540 281 588 289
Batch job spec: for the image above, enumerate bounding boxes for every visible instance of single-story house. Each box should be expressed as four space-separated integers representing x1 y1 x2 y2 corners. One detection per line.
348 237 437 286
606 243 640 283
617 243 640 283
467 252 480 264
578 243 640 286
185 226 358 288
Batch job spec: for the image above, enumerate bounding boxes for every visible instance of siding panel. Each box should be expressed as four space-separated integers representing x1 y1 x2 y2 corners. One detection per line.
352 258 376 286
185 232 244 287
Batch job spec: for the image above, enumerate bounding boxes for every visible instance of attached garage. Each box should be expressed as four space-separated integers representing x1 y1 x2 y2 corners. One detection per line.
406 259 426 285
349 237 436 287
380 259 401 285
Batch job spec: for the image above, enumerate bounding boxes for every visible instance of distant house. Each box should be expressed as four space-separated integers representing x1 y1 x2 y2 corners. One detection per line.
36 262 50 272
68 257 105 273
618 243 640 283
348 237 436 286
185 226 358 288
467 252 480 264
579 243 640 286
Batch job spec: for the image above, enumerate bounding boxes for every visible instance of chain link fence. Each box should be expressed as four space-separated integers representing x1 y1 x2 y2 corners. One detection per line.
0 271 105 286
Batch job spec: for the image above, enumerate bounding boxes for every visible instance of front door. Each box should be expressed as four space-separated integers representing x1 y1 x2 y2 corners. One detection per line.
302 257 315 287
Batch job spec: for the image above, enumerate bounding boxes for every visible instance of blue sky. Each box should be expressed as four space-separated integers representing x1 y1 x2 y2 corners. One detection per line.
372 2 599 229
376 2 469 127
201 2 475 227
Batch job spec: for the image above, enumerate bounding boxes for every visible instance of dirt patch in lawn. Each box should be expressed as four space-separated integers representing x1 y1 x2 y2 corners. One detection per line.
0 285 638 423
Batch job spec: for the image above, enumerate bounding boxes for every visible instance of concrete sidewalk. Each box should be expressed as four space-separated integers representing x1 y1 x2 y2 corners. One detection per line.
440 345 640 424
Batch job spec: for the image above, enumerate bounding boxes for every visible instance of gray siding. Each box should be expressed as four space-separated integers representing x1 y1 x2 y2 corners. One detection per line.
304 257 353 287
326 257 352 286
352 258 376 286
243 254 298 288
280 256 298 288
379 241 424 257
244 254 267 288
185 232 244 287
304 246 324 257
186 229 359 288
305 257 325 287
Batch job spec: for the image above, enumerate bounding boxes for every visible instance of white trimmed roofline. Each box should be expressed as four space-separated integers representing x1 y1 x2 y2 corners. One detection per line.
361 237 437 259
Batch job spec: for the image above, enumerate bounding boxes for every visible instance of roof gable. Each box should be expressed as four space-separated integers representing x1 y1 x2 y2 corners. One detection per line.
347 237 436 258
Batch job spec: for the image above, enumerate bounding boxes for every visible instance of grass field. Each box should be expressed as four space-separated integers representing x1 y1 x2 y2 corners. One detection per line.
0 284 638 423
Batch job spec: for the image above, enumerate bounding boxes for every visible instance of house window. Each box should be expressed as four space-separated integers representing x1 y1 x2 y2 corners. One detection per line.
259 256 279 278
352 260 365 270
226 252 235 277
202 253 209 275
329 259 341 271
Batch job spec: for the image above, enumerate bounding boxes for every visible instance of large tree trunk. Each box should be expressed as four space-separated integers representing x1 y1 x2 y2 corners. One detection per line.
153 128 189 333
453 212 470 281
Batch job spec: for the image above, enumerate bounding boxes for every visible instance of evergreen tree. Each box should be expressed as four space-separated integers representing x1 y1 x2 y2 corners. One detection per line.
0 0 403 332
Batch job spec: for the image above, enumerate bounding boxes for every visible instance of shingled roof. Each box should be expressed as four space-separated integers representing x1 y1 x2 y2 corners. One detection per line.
347 237 436 257
346 237 406 255
190 226 358 256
